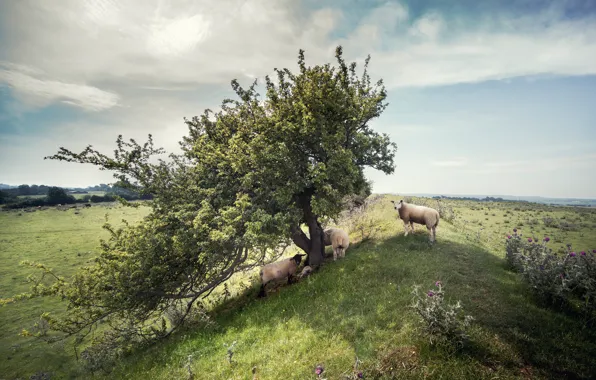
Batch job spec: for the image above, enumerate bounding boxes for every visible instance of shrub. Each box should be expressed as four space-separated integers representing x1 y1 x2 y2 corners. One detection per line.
505 231 596 316
337 195 383 243
435 199 455 223
410 281 474 348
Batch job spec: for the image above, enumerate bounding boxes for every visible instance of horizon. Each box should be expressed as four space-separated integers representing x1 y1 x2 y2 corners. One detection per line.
1 0 596 198
2 181 595 202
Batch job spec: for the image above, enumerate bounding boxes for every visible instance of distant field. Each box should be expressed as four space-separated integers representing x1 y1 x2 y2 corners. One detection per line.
1 196 595 379
0 202 151 379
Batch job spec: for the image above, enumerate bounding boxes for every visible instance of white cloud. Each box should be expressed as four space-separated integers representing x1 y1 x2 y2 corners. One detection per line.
430 157 468 167
0 63 120 111
1 0 595 106
339 2 596 88
1 0 596 192
409 12 443 40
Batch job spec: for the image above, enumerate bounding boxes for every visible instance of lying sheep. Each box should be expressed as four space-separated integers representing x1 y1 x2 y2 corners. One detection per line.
323 227 350 261
258 253 306 297
390 199 440 243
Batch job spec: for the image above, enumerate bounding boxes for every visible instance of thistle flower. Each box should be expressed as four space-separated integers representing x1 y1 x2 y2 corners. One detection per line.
513 228 517 232
357 372 363 378
427 291 435 297
543 237 550 242
528 238 532 243
507 235 512 239
569 252 576 257
315 365 324 376
580 251 586 256
435 281 442 287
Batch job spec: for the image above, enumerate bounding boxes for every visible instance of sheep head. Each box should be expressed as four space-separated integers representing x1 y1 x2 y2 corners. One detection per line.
292 253 306 265
390 199 404 211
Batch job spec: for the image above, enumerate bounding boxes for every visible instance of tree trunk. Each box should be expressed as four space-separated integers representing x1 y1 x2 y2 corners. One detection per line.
306 219 325 267
290 190 325 267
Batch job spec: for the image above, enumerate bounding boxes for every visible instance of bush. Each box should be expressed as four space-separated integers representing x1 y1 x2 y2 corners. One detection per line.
435 199 455 223
505 231 596 316
410 281 474 348
79 326 144 375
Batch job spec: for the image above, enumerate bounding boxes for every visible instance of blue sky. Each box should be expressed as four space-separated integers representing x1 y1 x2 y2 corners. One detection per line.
0 0 595 198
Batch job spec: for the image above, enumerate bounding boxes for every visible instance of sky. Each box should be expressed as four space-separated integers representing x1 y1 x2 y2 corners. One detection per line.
0 0 595 199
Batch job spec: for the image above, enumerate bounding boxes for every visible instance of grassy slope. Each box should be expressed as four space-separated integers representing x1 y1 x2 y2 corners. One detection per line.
95 196 596 380
0 203 151 379
1 196 595 379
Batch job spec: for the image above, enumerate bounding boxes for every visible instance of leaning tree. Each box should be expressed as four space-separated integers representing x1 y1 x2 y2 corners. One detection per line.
2 46 396 354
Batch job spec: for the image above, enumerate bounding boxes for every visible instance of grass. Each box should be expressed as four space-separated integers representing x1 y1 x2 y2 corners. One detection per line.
1 195 596 379
0 202 151 379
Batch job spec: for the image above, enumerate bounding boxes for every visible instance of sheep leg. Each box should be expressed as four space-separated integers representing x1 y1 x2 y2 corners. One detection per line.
410 221 415 233
403 220 410 236
333 247 338 261
427 224 437 244
258 283 267 298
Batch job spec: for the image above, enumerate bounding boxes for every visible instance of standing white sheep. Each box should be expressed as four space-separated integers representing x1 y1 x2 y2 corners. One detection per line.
323 227 350 261
390 199 440 243
258 253 306 297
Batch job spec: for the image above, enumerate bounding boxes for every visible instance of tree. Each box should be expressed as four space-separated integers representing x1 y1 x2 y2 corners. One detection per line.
4 46 396 355
46 186 75 205
17 184 31 196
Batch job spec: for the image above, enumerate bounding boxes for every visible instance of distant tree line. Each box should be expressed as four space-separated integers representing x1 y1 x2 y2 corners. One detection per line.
0 183 152 208
431 195 524 203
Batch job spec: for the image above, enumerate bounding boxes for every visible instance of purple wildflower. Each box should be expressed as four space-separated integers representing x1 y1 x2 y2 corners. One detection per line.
507 235 512 239
569 252 576 257
435 281 442 287
357 372 363 378
528 238 532 243
580 251 586 256
315 365 324 375
513 228 517 232
543 237 550 242
427 291 435 297
593 249 596 254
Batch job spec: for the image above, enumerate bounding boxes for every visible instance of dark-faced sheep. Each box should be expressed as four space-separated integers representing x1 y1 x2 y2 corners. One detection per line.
258 253 305 297
390 199 440 243
323 227 350 261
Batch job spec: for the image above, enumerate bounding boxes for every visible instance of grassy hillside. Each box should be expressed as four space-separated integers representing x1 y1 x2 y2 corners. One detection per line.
1 195 595 379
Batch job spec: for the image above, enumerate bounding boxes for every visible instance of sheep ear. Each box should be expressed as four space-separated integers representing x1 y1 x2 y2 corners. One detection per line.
390 200 395 204
399 199 403 203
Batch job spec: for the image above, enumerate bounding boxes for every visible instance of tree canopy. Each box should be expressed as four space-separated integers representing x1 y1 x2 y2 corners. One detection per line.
3 46 397 356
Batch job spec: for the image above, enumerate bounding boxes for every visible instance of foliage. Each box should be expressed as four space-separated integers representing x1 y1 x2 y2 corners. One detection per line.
46 186 76 205
505 231 596 316
336 194 384 243
0 189 16 204
2 46 396 366
410 281 475 349
434 199 456 223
